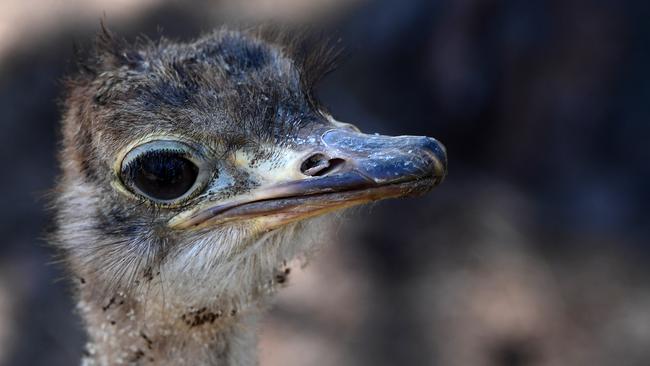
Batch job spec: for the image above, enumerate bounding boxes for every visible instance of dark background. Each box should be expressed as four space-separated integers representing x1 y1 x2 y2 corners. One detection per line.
1 0 649 365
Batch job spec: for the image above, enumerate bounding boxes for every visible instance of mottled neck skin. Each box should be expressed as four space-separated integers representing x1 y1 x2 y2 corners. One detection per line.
77 279 267 366
56 168 317 366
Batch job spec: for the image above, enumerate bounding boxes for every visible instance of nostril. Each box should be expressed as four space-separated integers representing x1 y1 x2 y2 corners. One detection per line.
300 154 346 177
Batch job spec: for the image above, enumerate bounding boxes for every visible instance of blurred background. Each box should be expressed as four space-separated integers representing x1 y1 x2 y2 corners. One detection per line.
1 0 649 365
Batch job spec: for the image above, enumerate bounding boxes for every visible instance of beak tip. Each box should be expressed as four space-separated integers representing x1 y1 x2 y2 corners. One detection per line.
420 136 448 179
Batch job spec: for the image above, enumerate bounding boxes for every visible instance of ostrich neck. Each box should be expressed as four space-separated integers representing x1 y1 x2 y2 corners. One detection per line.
76 285 261 366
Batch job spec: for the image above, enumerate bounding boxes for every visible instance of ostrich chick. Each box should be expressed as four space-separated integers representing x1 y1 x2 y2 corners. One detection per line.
53 28 447 366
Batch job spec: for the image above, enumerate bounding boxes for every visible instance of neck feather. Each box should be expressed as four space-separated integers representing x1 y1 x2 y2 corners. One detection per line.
77 284 262 366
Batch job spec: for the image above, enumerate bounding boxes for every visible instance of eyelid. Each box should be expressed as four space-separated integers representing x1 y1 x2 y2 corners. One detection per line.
121 140 199 169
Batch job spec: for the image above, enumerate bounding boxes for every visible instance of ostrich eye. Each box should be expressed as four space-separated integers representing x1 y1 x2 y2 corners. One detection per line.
120 141 205 203
126 151 198 200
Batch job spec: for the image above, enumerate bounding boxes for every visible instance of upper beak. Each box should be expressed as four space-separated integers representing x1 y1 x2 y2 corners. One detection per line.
169 128 447 230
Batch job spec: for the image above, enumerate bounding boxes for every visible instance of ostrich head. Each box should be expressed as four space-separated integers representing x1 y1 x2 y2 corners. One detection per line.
54 27 447 364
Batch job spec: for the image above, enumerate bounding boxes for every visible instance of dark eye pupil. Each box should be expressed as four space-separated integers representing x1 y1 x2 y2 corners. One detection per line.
126 151 199 201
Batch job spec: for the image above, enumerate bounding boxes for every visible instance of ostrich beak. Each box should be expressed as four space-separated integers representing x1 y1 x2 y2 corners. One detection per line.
169 128 447 230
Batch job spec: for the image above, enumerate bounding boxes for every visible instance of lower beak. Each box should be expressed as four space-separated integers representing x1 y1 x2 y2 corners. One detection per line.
169 128 447 230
